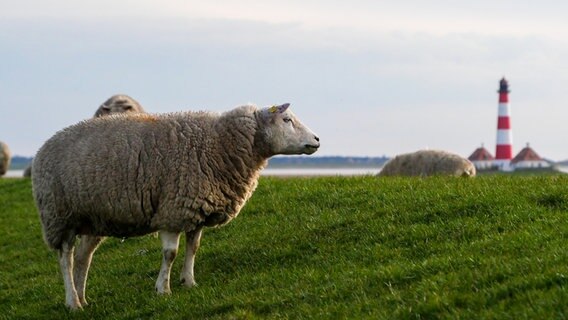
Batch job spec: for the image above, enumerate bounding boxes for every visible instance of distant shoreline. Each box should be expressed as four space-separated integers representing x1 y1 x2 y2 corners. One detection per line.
5 166 567 178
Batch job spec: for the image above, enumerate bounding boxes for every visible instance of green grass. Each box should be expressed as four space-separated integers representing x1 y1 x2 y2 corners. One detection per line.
1 175 568 319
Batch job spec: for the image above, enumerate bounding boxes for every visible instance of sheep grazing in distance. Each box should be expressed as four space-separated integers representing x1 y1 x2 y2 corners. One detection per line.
93 94 145 118
0 141 11 176
24 94 146 178
32 103 320 310
378 150 476 177
23 164 32 178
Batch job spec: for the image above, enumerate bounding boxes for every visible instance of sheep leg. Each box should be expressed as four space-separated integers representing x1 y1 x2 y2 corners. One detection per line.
180 226 203 287
58 236 81 310
155 231 180 294
74 235 105 306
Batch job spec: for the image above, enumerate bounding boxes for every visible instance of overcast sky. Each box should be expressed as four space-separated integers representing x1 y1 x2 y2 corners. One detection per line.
1 1 567 160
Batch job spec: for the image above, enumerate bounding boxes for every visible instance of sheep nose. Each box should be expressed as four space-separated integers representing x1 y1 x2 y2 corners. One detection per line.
314 136 320 142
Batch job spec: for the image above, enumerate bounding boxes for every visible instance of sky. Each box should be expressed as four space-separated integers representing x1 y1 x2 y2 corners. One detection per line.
1 1 568 161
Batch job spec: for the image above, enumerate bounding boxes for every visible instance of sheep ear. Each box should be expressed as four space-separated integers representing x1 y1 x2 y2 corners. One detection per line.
272 103 290 114
263 103 290 118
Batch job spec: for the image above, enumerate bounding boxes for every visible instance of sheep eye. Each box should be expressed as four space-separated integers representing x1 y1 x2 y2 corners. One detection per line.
124 106 134 110
283 117 293 124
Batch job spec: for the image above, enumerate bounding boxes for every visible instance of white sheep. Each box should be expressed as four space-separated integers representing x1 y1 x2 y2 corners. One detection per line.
378 150 476 177
32 103 320 310
0 141 11 176
93 94 145 118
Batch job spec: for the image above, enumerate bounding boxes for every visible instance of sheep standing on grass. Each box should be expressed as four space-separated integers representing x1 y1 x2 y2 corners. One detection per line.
32 103 320 310
378 150 476 177
0 141 11 176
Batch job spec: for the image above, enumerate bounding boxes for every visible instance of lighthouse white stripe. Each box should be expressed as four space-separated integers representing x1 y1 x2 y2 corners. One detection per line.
496 129 513 145
498 103 511 116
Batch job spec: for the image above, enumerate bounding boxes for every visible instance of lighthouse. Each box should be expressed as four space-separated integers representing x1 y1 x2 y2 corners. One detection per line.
495 77 513 170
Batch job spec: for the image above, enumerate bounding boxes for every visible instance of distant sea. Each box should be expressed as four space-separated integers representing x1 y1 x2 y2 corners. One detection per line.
5 170 24 178
263 167 381 176
556 166 568 174
5 166 568 178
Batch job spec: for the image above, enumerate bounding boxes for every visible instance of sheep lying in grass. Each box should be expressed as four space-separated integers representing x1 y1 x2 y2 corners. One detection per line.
93 94 145 117
0 141 10 176
378 150 476 177
32 103 320 310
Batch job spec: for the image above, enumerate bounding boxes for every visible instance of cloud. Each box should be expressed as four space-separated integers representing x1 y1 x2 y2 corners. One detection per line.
3 0 568 38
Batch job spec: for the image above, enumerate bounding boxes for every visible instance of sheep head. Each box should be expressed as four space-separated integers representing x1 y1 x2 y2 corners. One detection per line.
258 103 320 156
95 94 145 117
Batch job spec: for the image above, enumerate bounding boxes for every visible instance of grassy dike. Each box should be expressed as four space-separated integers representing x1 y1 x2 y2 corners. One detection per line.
1 175 568 319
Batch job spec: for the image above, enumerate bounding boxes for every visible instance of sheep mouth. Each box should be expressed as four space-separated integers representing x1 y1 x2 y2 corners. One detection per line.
304 144 320 154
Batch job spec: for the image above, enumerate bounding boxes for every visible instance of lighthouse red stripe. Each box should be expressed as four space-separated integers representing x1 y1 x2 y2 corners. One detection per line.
497 116 510 129
499 93 509 103
495 145 513 160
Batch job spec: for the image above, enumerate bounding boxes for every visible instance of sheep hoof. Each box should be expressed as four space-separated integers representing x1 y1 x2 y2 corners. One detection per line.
180 278 197 288
78 295 89 306
67 300 83 311
155 287 171 295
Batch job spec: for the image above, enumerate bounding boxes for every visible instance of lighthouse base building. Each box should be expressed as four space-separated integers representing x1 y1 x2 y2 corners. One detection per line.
510 144 551 169
468 145 497 171
468 143 551 172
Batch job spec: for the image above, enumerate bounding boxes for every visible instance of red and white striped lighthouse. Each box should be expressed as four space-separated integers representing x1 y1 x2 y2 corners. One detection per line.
495 77 513 169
